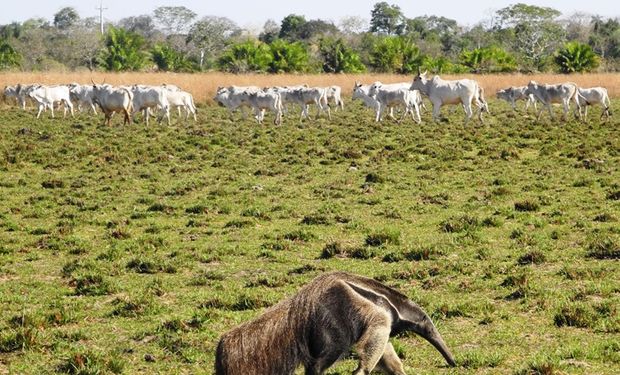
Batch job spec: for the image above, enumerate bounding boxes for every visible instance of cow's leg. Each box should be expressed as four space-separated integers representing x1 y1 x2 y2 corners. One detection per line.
36 103 44 119
431 102 442 122
49 102 55 118
463 100 473 125
375 103 382 122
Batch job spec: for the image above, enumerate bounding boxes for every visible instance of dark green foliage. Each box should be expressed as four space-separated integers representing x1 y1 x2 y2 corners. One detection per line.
555 42 600 73
99 26 149 71
217 40 273 73
0 39 21 70
369 36 424 73
318 37 366 73
370 2 405 35
152 43 195 72
268 39 309 73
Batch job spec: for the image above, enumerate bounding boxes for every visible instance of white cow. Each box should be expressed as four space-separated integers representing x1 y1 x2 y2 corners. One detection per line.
214 86 260 120
68 83 98 115
496 86 537 112
325 85 344 112
410 70 487 124
27 85 74 119
577 87 611 121
352 82 378 111
246 88 283 125
368 81 422 123
524 81 581 121
131 85 170 125
163 86 197 121
91 83 133 126
289 87 331 121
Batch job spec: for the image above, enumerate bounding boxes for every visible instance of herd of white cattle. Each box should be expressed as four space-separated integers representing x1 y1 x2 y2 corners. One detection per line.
2 72 612 126
3 82 197 126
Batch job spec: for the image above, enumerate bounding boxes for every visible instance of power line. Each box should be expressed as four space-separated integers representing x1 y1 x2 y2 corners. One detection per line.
96 0 108 34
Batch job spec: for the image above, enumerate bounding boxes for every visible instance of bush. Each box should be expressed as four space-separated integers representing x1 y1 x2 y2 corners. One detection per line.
555 42 600 73
217 40 273 73
365 228 400 247
586 234 620 259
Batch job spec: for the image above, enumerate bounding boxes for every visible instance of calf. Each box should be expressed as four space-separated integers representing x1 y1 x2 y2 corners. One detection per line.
496 86 537 112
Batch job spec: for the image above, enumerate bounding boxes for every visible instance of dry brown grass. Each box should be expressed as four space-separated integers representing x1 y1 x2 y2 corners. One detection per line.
2 71 620 104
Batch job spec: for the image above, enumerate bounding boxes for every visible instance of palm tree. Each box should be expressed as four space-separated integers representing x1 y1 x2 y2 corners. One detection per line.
555 42 600 73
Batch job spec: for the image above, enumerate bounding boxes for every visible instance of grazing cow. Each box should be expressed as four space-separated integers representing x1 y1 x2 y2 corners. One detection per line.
352 82 379 111
215 271 456 375
91 83 133 126
10 84 38 110
410 70 487 124
368 81 422 123
524 81 581 121
214 86 260 120
27 85 74 119
577 87 611 121
163 86 197 121
496 86 537 112
289 87 331 121
273 85 308 116
325 85 344 111
4 85 19 105
246 88 283 125
131 85 170 125
68 83 98 115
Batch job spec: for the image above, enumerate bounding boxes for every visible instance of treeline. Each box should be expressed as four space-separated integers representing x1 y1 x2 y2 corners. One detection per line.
1 2 619 74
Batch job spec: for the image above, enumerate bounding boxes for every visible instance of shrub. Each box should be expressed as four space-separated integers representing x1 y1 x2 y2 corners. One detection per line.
440 215 480 233
73 274 114 296
554 302 597 328
514 199 539 212
586 234 620 259
365 228 400 247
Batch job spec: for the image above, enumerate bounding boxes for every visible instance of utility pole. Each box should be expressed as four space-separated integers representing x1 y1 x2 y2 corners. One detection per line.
96 0 108 34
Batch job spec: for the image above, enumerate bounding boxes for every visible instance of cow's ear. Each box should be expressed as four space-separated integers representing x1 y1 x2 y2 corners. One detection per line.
422 70 428 76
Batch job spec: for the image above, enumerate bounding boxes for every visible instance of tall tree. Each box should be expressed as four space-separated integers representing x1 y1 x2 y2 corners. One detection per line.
119 15 159 40
53 7 80 30
369 2 404 35
493 3 564 71
153 6 197 35
259 20 280 44
279 14 307 41
186 16 240 69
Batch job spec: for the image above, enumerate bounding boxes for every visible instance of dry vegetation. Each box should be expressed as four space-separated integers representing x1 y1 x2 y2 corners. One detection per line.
2 72 620 104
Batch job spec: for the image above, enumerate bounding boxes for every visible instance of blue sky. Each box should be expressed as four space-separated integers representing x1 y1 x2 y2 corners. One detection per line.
1 1 618 30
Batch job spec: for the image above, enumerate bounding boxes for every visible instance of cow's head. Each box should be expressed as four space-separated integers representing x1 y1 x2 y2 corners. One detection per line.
411 69 428 91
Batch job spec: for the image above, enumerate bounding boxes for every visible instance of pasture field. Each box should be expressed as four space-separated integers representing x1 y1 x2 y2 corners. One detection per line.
0 85 619 374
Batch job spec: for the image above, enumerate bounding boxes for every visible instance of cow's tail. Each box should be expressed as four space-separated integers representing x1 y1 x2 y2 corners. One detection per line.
478 85 490 114
603 89 611 117
570 83 584 119
122 87 134 115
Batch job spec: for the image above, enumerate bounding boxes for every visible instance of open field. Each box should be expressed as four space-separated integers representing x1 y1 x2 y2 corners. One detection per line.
3 72 620 104
0 91 619 374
